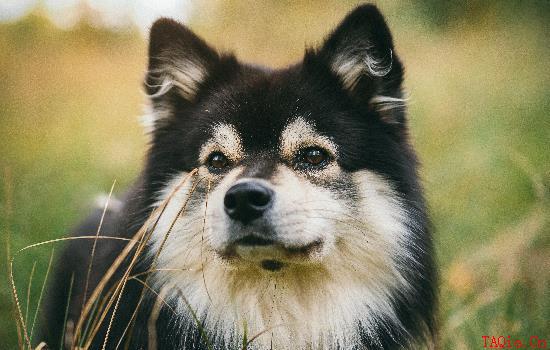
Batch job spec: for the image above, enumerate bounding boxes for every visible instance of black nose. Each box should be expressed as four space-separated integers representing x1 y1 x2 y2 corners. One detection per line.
224 181 273 224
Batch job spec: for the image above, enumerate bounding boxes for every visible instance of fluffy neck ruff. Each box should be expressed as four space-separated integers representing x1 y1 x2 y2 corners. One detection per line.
155 257 407 350
147 171 419 349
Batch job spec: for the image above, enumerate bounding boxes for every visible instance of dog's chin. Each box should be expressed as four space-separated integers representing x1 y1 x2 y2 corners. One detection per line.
217 237 325 272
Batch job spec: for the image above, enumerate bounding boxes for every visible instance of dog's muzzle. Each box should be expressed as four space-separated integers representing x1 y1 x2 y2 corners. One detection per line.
221 180 323 271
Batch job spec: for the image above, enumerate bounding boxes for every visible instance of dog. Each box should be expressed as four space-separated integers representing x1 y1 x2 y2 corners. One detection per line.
42 4 437 349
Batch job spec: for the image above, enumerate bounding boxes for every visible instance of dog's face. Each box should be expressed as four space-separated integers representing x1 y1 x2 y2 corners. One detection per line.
142 5 433 349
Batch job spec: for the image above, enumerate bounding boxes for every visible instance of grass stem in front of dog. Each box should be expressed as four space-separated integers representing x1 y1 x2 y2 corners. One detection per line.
75 170 196 346
100 244 148 349
73 233 142 346
29 247 54 347
77 219 166 345
8 245 54 349
82 180 117 311
4 167 24 349
88 170 198 349
81 269 129 348
78 294 100 348
9 168 276 349
145 285 170 350
116 174 204 349
116 173 203 349
59 273 74 350
118 172 202 349
24 261 37 332
9 235 136 350
130 277 176 314
9 254 33 349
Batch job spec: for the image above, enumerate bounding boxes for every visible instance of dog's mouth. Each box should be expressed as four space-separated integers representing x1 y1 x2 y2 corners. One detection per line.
221 235 324 271
235 235 275 246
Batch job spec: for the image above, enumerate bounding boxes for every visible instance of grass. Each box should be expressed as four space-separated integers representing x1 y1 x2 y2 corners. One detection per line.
9 169 256 349
1 1 549 349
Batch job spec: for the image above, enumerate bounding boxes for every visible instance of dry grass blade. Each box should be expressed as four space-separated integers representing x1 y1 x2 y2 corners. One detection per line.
29 247 55 345
79 273 123 348
130 268 196 280
77 243 141 348
152 176 204 266
9 245 55 350
25 261 37 329
7 170 197 349
78 294 100 348
34 342 48 350
100 266 134 349
84 170 197 349
13 236 136 254
7 235 132 350
128 282 172 350
76 227 160 343
146 287 166 350
73 233 143 345
118 174 210 348
129 277 176 315
8 235 136 350
9 252 32 349
116 176 203 349
83 180 117 310
4 167 23 349
60 274 75 350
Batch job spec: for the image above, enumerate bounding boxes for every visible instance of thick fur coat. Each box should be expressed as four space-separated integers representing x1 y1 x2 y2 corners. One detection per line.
42 5 437 349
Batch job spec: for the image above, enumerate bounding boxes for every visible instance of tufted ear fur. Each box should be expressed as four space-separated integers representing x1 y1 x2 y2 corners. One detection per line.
308 5 406 123
145 18 220 104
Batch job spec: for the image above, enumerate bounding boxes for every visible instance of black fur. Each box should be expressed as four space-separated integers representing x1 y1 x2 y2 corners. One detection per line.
42 5 436 349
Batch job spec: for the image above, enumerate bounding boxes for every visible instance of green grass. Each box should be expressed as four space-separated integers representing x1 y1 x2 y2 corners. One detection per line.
1 2 548 349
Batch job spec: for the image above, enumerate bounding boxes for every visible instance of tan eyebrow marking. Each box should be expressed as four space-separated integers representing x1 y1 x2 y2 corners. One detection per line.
279 116 338 160
199 123 244 163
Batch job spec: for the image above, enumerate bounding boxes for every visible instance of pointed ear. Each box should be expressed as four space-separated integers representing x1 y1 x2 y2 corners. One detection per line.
145 18 219 102
309 5 405 118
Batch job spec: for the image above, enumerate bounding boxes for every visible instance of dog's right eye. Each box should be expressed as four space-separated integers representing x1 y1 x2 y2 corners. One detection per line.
296 147 331 169
207 152 230 170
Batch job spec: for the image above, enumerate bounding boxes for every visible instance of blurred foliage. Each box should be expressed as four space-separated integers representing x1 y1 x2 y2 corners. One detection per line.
414 0 550 30
1 1 548 349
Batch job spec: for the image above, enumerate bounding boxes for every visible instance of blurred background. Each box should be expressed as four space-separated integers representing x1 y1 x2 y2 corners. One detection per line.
1 1 548 348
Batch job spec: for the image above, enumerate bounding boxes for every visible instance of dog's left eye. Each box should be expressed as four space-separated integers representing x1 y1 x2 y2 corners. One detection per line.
207 152 230 170
298 147 330 167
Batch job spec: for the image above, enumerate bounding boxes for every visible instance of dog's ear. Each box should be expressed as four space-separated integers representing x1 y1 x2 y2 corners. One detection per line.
307 5 406 122
145 18 219 103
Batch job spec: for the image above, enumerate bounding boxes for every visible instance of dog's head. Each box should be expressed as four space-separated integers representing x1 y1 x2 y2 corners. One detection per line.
142 5 434 348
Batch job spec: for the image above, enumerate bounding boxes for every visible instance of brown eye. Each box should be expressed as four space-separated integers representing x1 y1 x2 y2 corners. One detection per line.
208 152 229 169
301 147 329 167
